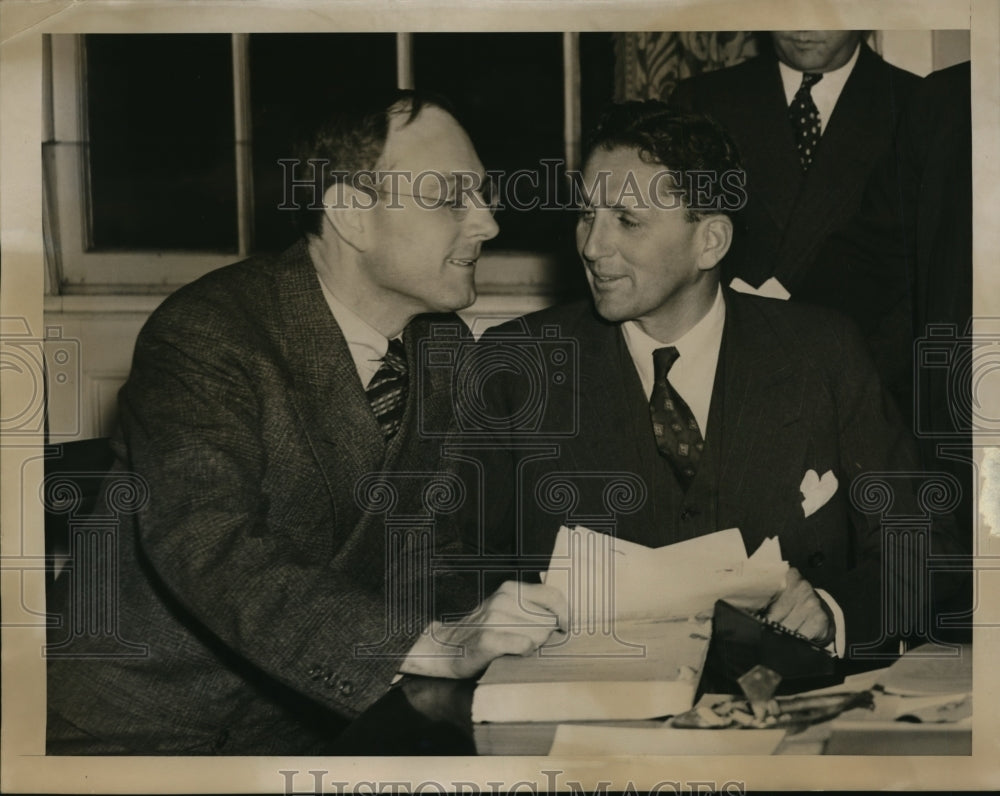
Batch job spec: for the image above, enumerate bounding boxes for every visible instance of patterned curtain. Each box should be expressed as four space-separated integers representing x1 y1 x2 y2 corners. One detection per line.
614 31 760 101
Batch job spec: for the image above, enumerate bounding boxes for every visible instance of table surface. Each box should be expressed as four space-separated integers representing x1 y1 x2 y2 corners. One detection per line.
331 673 972 756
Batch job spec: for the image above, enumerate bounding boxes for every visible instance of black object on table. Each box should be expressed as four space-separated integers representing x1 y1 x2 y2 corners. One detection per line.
332 677 477 755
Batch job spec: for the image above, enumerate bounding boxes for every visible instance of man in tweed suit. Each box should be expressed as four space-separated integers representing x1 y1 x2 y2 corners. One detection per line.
47 91 565 754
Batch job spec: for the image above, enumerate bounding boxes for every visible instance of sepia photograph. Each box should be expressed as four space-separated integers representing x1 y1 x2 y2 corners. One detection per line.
2 1 998 792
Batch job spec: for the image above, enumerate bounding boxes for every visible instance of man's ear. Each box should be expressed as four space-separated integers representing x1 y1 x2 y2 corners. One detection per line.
320 182 377 252
695 215 733 271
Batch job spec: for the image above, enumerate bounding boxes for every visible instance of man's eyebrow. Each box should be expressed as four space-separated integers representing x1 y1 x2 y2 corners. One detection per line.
574 199 627 207
447 172 492 188
580 201 635 210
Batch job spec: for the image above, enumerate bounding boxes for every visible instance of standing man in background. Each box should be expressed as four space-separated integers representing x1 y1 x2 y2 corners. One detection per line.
812 61 974 575
671 31 918 330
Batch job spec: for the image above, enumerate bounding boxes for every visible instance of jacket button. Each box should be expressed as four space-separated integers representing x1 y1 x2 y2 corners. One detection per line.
337 679 354 696
808 551 826 568
680 508 696 520
307 666 322 680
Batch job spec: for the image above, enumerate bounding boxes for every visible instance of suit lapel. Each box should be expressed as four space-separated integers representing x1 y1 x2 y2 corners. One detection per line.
712 293 806 508
393 313 462 463
739 56 803 235
575 309 648 475
273 242 386 517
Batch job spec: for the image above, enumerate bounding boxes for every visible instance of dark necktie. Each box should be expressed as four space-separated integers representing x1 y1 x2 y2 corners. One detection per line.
649 346 704 491
789 72 823 171
366 338 408 439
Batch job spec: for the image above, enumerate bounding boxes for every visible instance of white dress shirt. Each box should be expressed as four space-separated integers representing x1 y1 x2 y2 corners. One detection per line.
620 285 845 655
621 286 726 438
318 278 395 389
778 43 860 134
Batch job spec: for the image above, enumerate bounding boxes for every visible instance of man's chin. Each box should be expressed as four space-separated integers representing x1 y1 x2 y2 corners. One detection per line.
441 287 477 314
591 295 628 323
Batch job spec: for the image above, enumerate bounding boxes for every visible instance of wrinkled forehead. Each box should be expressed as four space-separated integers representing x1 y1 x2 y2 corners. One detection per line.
377 105 486 183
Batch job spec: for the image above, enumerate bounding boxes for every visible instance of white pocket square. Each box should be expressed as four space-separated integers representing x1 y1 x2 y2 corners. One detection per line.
800 469 838 518
729 276 791 301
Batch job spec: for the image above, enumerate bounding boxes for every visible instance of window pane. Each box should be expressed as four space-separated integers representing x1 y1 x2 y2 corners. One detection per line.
413 33 569 254
580 33 616 143
85 34 237 251
249 34 397 253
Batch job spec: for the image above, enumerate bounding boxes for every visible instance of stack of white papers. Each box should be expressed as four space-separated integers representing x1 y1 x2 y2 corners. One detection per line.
472 526 790 725
543 525 788 630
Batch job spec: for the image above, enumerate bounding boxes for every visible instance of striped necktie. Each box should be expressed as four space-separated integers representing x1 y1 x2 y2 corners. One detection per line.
366 337 408 439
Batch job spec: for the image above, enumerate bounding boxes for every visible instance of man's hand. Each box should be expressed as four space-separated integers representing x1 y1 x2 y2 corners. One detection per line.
399 581 567 679
763 567 835 646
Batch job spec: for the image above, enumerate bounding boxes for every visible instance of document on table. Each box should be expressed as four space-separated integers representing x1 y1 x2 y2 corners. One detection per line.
472 526 790 724
542 525 788 627
548 724 786 756
472 616 712 723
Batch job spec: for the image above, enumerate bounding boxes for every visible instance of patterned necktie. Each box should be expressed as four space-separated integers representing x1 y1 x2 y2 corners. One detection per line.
366 338 408 439
649 346 704 491
789 72 823 171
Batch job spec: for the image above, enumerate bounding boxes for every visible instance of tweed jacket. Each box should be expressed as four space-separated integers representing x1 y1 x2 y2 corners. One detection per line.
47 240 478 754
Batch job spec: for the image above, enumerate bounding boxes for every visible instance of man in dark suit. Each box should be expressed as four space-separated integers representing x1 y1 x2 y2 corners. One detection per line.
469 102 962 660
670 31 918 321
46 90 565 754
813 61 972 475
809 62 974 626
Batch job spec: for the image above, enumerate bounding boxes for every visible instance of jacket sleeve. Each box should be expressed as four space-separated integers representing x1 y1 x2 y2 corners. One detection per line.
117 296 472 717
825 313 967 653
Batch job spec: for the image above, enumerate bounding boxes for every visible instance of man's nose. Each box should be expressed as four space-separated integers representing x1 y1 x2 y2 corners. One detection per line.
580 218 610 261
466 203 500 241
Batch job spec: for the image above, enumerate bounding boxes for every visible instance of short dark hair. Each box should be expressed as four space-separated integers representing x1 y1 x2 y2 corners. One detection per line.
293 89 456 236
582 100 745 221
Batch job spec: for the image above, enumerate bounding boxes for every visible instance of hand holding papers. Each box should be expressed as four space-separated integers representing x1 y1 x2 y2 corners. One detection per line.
543 525 788 626
471 526 790 723
760 567 837 646
401 581 567 679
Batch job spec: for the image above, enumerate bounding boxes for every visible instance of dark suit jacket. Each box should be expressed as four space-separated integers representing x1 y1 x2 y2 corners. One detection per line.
811 61 973 537
468 291 963 654
671 42 918 307
47 240 477 754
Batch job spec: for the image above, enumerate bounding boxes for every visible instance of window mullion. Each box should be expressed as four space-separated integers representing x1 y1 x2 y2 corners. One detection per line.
232 33 254 257
563 32 581 173
397 33 414 89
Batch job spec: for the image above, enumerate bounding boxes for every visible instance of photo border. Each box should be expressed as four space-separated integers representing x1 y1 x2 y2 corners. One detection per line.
2 0 998 791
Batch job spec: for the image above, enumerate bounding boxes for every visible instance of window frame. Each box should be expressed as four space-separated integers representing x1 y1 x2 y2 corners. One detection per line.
44 32 580 295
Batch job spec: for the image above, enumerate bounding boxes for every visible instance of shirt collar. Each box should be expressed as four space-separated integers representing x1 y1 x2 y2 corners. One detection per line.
622 285 726 368
778 42 860 132
317 275 392 383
